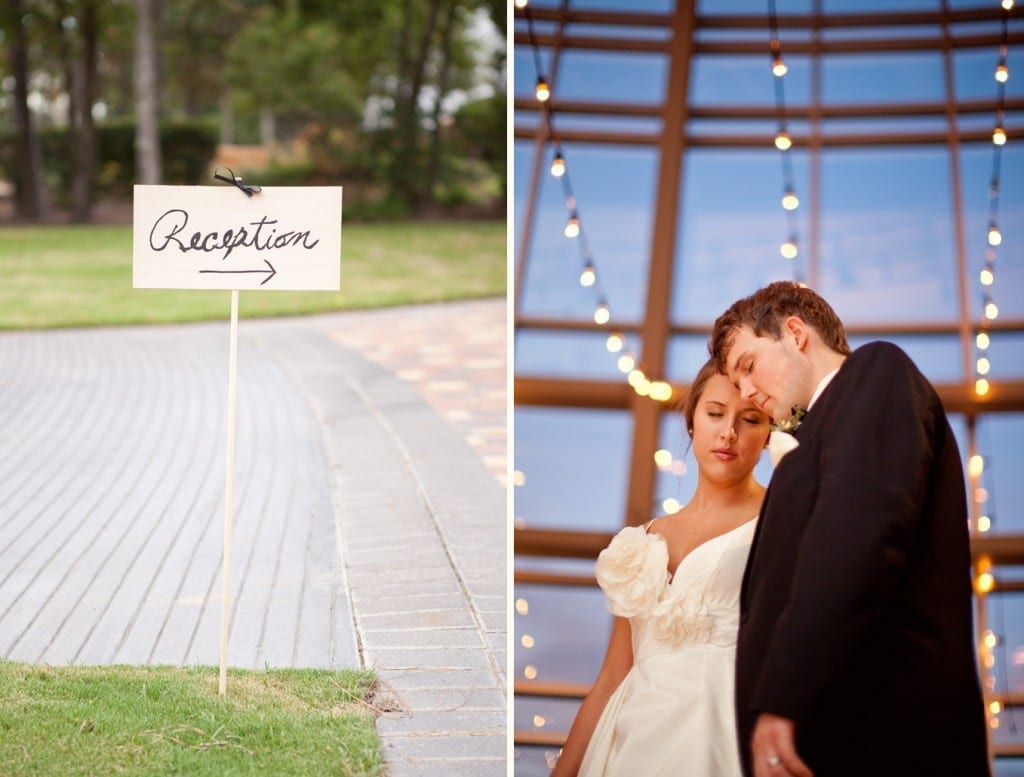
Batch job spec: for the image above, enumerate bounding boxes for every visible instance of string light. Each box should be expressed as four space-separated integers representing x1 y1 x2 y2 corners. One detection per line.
579 260 596 287
517 2 674 403
564 212 580 238
606 331 624 353
535 76 550 102
767 0 803 282
550 151 566 177
974 0 1012 402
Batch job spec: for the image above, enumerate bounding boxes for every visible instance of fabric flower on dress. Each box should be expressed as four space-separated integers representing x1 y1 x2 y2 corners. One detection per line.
650 592 715 645
768 429 800 467
594 526 669 617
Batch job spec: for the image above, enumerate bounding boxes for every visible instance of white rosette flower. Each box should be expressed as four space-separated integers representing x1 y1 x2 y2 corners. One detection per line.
650 592 715 645
594 526 669 618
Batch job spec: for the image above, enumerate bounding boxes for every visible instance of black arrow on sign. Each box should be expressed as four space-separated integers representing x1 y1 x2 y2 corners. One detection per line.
199 259 277 286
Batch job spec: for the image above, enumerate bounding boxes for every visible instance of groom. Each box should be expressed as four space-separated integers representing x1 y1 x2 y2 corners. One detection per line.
710 282 989 777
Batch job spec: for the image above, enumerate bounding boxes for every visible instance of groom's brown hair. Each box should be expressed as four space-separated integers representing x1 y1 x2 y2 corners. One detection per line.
710 281 851 372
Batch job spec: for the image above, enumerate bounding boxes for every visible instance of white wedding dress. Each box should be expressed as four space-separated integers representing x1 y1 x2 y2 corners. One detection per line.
578 517 757 777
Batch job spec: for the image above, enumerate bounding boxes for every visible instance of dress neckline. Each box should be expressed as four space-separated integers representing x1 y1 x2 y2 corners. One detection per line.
648 515 757 584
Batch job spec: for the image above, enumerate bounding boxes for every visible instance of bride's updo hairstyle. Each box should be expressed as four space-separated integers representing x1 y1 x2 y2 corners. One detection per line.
681 359 722 442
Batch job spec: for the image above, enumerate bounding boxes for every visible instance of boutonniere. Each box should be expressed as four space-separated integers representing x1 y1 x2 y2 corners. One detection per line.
772 406 806 436
767 406 805 467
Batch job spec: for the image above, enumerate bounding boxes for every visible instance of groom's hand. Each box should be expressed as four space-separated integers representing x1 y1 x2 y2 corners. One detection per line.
751 713 813 777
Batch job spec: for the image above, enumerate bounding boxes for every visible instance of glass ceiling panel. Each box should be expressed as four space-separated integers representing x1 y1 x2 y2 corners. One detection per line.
517 144 657 322
818 147 959 324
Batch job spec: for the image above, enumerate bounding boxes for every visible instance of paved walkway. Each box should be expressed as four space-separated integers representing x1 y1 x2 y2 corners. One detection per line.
0 298 507 776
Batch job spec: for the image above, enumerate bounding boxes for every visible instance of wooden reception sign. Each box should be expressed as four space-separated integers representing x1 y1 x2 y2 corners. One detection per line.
132 185 342 291
131 181 341 695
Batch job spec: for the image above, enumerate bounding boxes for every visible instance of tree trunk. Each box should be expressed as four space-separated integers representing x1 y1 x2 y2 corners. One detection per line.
135 0 162 184
7 0 49 221
70 0 98 223
422 0 459 211
393 0 444 212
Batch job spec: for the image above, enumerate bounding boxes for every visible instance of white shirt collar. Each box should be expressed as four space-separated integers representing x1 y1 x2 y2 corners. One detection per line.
807 367 840 411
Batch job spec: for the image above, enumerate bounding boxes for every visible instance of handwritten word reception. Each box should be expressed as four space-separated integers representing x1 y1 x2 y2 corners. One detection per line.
133 185 342 291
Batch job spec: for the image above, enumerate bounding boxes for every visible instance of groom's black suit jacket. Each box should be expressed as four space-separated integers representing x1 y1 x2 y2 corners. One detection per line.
735 342 989 776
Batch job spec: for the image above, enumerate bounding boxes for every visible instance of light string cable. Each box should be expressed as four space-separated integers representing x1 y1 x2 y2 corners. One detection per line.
519 0 673 403
975 0 1014 399
767 0 803 281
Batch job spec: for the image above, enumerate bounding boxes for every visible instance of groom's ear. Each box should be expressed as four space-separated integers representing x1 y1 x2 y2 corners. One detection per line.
783 316 810 350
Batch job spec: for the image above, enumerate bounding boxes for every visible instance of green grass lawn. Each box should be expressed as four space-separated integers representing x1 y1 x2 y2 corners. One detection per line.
0 661 382 776
0 221 505 329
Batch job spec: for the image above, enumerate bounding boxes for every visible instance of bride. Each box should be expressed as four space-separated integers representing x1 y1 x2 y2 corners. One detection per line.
551 360 772 776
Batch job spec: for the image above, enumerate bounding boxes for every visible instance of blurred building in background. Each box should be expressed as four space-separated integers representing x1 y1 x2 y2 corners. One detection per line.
512 1 1023 774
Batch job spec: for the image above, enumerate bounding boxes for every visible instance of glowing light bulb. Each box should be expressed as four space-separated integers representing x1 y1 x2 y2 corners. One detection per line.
988 226 1002 246
515 0 528 8
524 665 538 679
534 715 546 727
993 126 1007 146
535 77 550 103
564 213 580 238
516 598 529 615
772 57 788 77
976 377 990 396
606 331 624 353
662 497 680 514
593 300 610 325
1001 0 1013 10
969 454 985 477
550 152 565 177
976 487 989 504
650 381 673 402
989 701 1002 715
985 301 999 320
977 331 990 350
976 572 995 593
627 369 646 388
579 263 596 287
982 630 997 650
995 64 1009 83
781 190 799 210
774 131 792 151
617 353 635 373
513 470 526 486
977 357 991 376
978 515 992 533
780 240 798 259
980 267 994 286
521 634 535 648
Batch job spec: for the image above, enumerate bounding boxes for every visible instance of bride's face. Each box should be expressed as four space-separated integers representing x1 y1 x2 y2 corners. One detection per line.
691 374 770 484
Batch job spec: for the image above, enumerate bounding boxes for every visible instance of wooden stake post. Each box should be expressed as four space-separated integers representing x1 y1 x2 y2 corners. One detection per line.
132 183 341 695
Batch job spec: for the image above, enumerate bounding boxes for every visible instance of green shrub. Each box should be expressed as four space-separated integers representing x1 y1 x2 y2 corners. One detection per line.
0 119 219 202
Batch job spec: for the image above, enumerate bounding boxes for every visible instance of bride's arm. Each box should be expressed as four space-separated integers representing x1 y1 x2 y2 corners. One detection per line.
550 616 633 777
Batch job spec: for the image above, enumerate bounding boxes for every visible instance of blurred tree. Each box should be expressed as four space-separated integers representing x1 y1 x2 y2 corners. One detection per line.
59 0 99 222
4 0 49 220
134 0 161 184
